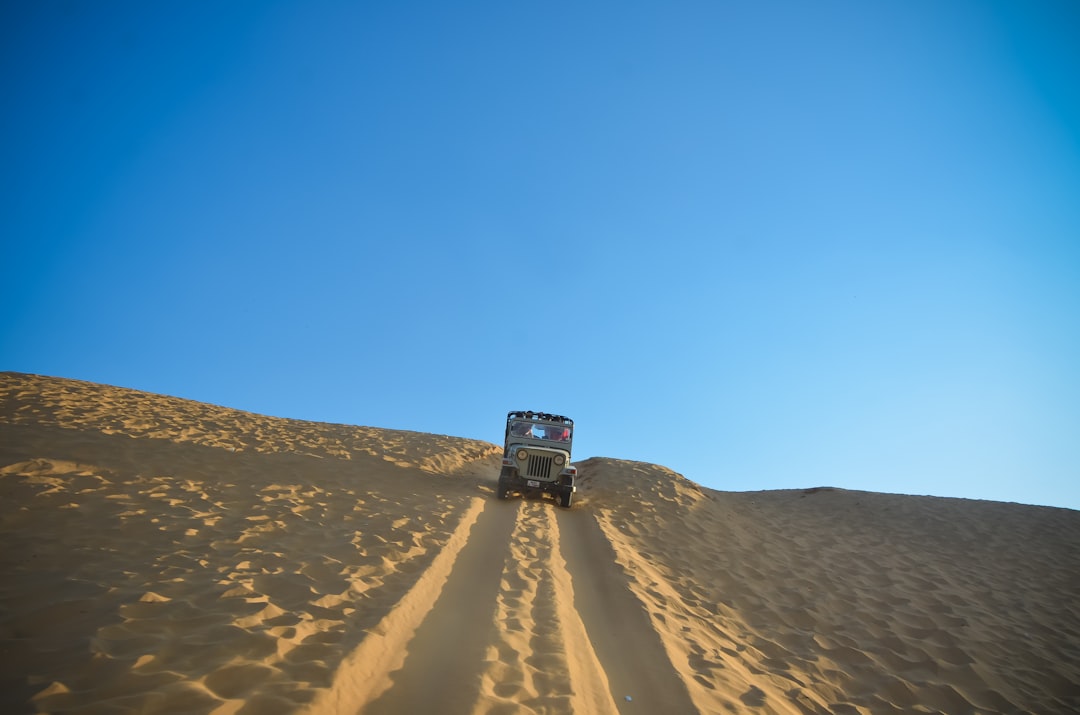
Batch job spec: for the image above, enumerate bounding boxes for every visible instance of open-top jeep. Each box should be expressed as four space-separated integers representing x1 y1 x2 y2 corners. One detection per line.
497 411 576 508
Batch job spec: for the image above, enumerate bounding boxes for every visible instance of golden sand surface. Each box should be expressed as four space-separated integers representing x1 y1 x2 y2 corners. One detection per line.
2 372 1078 714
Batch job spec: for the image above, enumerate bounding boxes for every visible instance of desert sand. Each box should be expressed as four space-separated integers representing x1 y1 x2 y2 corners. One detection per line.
1 372 1078 714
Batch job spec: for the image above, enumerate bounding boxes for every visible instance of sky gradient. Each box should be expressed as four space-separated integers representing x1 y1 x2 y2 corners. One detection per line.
4 1 1079 509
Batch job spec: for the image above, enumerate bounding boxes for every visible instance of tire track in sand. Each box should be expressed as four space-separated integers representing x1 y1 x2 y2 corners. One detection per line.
556 507 698 714
362 497 618 715
362 498 519 714
474 500 618 715
299 498 491 715
309 495 691 715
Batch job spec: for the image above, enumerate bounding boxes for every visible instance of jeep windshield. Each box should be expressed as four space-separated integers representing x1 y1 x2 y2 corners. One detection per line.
509 421 572 443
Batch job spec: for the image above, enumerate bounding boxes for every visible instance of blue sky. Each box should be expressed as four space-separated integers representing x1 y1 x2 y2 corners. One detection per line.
3 1 1078 510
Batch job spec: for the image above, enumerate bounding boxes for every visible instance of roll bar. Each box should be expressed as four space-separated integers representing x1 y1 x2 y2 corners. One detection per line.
506 410 573 426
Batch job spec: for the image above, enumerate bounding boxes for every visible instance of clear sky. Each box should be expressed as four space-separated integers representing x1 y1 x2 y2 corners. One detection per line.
3 1 1079 510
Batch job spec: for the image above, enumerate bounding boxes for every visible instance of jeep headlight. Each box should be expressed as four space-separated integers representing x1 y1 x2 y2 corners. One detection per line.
554 454 565 466
516 449 528 460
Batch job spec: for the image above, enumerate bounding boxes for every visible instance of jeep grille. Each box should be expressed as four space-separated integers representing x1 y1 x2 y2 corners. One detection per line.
526 454 554 480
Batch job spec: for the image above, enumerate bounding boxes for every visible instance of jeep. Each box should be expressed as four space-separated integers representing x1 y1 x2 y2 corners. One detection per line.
497 411 576 508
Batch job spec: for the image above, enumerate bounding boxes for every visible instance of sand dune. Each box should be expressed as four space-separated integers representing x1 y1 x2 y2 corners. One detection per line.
2 373 1078 714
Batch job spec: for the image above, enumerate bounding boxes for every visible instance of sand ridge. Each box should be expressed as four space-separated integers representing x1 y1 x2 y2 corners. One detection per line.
3 373 1080 714
1 373 499 475
575 458 1080 713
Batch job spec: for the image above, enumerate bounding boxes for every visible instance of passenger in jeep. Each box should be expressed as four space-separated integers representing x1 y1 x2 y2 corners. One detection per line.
547 427 569 442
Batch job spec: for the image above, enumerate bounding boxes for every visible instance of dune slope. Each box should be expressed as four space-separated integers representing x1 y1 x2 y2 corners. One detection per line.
2 373 1078 714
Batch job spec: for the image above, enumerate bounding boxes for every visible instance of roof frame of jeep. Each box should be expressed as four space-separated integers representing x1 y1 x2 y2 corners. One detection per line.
506 410 573 426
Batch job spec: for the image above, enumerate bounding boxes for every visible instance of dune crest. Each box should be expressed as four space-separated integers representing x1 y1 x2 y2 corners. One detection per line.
2 373 1079 714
